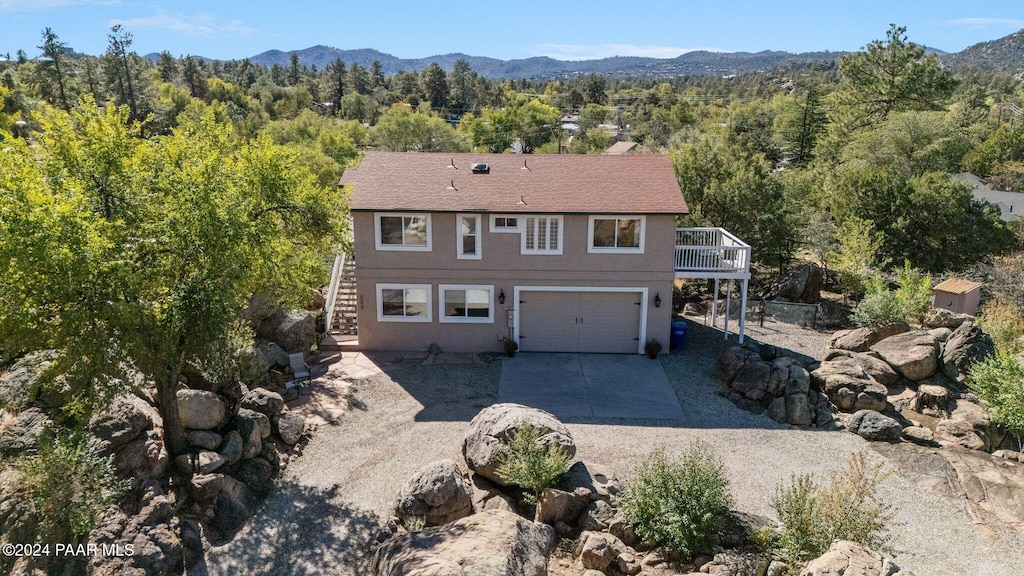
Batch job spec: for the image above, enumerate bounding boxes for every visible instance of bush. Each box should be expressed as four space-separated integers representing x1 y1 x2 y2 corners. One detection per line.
853 263 931 327
968 351 1024 444
494 423 572 500
18 432 127 544
977 300 1024 354
772 452 894 566
620 442 733 558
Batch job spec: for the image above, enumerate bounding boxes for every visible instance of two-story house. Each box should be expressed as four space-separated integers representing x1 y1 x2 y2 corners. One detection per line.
334 152 750 354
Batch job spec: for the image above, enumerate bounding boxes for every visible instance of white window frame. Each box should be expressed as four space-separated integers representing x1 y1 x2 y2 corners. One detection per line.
376 283 432 323
438 284 494 324
457 214 483 260
374 212 432 251
490 214 523 233
587 215 646 254
521 215 564 255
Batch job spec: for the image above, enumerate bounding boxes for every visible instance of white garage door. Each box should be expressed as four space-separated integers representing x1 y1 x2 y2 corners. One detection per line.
519 291 642 353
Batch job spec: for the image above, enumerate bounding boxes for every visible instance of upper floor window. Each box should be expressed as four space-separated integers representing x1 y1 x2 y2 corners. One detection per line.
588 215 645 254
375 212 431 251
457 214 482 260
522 216 562 255
490 215 521 233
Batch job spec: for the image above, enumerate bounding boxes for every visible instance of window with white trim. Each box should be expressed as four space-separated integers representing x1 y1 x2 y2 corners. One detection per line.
457 214 482 259
490 214 521 233
374 213 431 251
377 284 432 322
588 215 645 253
521 216 562 255
439 284 493 323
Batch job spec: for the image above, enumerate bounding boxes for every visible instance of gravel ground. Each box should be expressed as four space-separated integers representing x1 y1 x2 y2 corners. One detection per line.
202 318 1024 576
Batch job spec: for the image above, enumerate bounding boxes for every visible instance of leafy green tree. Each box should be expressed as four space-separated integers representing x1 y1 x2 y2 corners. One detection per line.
780 83 827 165
582 74 608 105
829 216 886 296
103 24 142 119
422 62 450 111
449 58 477 115
37 27 73 111
835 24 957 131
181 56 207 99
156 50 177 83
347 63 371 95
288 51 301 86
372 105 469 152
323 57 346 116
969 351 1024 447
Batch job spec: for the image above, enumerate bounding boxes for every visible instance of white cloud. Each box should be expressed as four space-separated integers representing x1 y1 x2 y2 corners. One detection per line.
109 13 258 37
0 0 119 11
945 17 1024 30
527 43 724 60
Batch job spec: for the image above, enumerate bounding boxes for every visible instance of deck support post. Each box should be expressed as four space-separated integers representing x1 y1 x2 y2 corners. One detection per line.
738 278 748 344
711 278 720 328
724 280 732 340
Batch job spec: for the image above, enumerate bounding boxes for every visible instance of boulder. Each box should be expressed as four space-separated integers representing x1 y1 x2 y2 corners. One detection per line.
245 294 279 326
467 474 515 513
212 476 258 533
197 450 227 474
368 509 555 576
847 410 902 442
187 473 225 503
936 398 1005 451
240 388 285 418
236 457 275 498
822 350 900 388
616 552 642 576
394 459 473 527
219 430 244 465
462 403 575 485
563 461 621 500
811 359 888 413
830 322 910 353
700 551 771 576
0 469 37 546
772 262 824 304
0 350 57 411
89 395 153 451
113 430 168 480
176 389 225 431
275 411 305 446
257 309 315 354
800 540 902 576
927 327 953 342
578 500 615 531
535 487 589 525
186 430 223 451
942 321 996 383
718 346 773 401
901 426 937 446
923 307 971 329
235 408 271 459
767 396 788 424
910 384 949 415
0 408 52 457
255 341 290 371
580 532 625 571
870 331 940 381
608 516 640 547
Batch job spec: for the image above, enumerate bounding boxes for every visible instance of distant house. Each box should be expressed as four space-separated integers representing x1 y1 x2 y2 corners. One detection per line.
952 172 1024 222
932 278 982 316
326 152 752 354
604 141 639 155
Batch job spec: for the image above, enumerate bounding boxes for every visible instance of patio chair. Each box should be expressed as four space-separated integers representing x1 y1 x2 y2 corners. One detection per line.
288 353 312 388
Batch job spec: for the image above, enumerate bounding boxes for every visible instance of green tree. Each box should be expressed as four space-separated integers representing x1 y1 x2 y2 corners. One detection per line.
969 351 1024 446
156 50 177 83
181 56 207 99
829 216 886 296
323 58 346 116
288 51 301 86
422 62 450 111
449 58 477 115
37 27 73 111
102 25 145 120
835 24 957 131
372 106 469 152
780 83 827 165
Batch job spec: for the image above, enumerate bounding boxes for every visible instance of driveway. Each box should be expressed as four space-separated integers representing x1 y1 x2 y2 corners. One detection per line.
498 353 684 420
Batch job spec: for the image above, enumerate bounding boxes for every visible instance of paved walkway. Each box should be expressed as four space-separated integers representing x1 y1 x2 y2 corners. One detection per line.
498 353 684 420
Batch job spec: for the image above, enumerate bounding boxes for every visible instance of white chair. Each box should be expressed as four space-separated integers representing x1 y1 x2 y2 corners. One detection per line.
288 353 312 387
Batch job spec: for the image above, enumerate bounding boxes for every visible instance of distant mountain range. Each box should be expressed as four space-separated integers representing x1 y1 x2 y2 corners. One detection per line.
145 28 1024 79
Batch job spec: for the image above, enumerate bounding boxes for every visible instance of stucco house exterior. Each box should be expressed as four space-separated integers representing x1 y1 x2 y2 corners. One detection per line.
330 152 750 354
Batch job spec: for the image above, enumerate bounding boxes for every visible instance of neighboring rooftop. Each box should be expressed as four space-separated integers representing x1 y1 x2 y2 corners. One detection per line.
603 141 639 155
952 172 1024 222
343 152 689 214
933 278 982 294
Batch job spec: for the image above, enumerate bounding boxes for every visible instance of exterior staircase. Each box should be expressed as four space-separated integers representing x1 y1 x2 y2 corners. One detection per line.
330 257 358 336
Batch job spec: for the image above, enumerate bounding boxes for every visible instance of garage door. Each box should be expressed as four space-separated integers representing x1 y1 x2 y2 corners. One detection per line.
519 291 642 353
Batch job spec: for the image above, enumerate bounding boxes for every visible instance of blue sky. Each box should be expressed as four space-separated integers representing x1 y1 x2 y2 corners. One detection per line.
2 1 1023 61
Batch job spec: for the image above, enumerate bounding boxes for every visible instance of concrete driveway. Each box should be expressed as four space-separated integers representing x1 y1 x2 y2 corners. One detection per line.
498 353 684 420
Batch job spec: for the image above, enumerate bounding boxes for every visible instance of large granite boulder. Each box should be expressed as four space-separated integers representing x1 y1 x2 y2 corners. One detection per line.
772 262 824 304
113 430 169 480
830 323 910 353
535 487 590 525
394 459 473 527
923 307 971 329
847 410 902 443
579 531 626 571
234 409 270 460
822 350 900 388
239 387 284 418
870 331 940 381
811 358 888 413
257 309 315 354
211 476 259 533
800 540 904 576
0 351 58 411
176 390 226 431
720 348 833 427
90 395 153 452
936 398 1007 452
718 346 776 403
942 321 995 384
462 404 575 486
368 509 555 576
0 408 53 457
275 411 305 446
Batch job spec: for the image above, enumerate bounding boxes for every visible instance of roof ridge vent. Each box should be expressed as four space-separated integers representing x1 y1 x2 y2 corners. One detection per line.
470 162 490 174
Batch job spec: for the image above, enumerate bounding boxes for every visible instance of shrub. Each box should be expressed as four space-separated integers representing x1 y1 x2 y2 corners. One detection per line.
968 351 1024 445
18 432 127 544
772 452 894 566
977 300 1024 354
620 442 733 558
494 423 572 501
853 263 931 327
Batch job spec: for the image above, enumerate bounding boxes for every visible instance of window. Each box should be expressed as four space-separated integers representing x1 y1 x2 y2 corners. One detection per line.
457 214 482 259
376 284 431 322
439 285 493 323
521 216 563 255
490 214 521 233
588 216 645 253
374 213 431 251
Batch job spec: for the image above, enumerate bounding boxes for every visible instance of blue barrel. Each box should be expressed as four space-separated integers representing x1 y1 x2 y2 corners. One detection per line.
671 321 688 351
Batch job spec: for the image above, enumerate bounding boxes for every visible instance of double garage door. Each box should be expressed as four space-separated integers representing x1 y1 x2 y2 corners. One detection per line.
519 290 642 354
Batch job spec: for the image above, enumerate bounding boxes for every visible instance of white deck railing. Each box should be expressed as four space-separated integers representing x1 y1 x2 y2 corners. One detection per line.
323 253 346 330
674 227 751 274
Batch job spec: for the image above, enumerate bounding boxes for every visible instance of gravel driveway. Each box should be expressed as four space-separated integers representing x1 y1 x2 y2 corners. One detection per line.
202 320 1024 576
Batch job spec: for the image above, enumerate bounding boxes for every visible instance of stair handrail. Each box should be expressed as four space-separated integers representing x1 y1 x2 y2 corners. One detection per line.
323 252 346 331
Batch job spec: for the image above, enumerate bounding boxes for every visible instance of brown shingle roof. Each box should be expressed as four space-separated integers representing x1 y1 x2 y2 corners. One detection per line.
343 152 689 214
933 278 982 294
